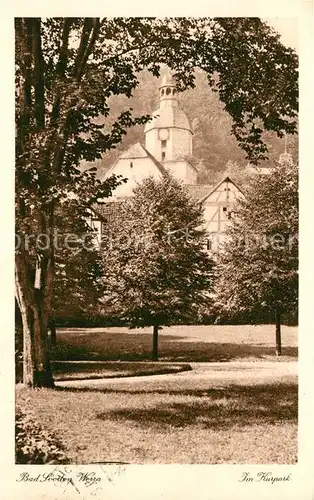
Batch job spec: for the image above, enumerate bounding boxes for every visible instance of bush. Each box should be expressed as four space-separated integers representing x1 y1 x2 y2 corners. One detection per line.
15 406 68 464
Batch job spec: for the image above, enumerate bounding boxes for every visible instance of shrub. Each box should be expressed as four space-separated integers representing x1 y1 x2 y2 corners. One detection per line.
15 406 68 464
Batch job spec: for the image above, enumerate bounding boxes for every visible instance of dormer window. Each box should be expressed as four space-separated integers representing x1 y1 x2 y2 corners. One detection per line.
161 151 166 161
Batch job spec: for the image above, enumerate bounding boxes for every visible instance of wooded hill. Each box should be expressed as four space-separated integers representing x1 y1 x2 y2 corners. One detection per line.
85 69 298 185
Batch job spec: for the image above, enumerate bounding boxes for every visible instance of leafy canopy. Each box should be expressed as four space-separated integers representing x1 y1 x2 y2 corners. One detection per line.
213 157 298 317
16 18 298 194
101 174 213 327
52 200 103 322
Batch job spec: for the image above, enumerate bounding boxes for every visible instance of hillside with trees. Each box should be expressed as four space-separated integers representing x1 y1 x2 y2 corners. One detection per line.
89 69 298 185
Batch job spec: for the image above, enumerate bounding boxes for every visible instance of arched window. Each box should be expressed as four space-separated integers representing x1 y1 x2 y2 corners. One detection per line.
166 87 171 95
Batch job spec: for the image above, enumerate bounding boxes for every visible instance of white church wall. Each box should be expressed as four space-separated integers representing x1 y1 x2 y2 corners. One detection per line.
162 160 195 185
106 157 163 199
145 129 159 160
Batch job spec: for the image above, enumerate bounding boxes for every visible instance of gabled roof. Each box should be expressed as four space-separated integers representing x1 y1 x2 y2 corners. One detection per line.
104 142 168 178
198 176 245 204
177 157 198 173
142 145 168 176
119 142 148 159
183 184 213 201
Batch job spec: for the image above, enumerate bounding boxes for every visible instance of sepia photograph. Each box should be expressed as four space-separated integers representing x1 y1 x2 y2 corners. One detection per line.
14 15 299 470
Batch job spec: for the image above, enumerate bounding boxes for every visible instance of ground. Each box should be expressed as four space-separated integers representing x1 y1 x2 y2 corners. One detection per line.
54 324 298 362
16 324 298 464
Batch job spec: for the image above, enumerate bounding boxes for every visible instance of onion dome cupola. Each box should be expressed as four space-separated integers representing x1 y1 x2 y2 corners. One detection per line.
144 71 193 163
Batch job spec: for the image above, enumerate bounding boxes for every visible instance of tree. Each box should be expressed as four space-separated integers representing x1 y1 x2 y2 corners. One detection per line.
101 174 212 360
213 157 298 355
51 200 104 343
15 17 298 387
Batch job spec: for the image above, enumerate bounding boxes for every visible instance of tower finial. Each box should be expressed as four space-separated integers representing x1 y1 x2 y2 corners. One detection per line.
159 69 178 105
284 132 287 154
279 132 293 165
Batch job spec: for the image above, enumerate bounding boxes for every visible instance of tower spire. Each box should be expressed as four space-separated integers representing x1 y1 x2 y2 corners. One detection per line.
284 132 287 154
159 70 178 108
279 132 293 165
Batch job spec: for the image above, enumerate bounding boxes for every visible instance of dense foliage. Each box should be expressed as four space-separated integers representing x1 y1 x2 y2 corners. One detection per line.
52 200 104 324
213 157 298 351
101 174 213 357
16 406 68 464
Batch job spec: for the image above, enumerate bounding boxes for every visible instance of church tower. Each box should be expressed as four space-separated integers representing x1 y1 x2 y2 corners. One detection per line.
144 72 197 184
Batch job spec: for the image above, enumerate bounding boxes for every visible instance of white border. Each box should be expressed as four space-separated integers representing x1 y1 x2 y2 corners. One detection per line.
1 1 313 499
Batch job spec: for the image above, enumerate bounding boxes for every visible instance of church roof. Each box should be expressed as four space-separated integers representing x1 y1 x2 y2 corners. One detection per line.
119 142 148 159
144 106 192 134
104 142 168 178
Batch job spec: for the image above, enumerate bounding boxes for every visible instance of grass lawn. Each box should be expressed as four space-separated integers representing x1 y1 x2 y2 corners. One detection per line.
16 370 297 464
54 324 298 362
16 324 298 464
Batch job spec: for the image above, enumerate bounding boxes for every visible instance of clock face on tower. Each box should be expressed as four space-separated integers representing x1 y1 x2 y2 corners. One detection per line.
158 128 169 141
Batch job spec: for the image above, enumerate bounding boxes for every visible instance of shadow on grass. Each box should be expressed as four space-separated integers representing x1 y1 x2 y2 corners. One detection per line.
96 383 298 430
54 383 298 430
54 331 298 362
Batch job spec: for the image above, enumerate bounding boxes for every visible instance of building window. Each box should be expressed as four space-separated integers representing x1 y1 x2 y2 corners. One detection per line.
130 161 133 168
161 151 166 161
161 140 167 148
222 206 227 212
206 239 212 251
166 87 171 95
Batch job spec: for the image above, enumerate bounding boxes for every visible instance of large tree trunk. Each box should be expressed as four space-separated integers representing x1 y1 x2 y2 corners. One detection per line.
152 324 159 361
275 309 282 356
15 253 55 388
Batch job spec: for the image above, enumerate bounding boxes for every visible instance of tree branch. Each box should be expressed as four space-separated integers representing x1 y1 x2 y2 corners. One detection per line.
55 18 73 77
74 18 94 77
75 18 101 81
31 18 45 130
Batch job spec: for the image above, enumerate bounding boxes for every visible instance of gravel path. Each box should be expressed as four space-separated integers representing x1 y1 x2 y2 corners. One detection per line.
56 360 297 389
